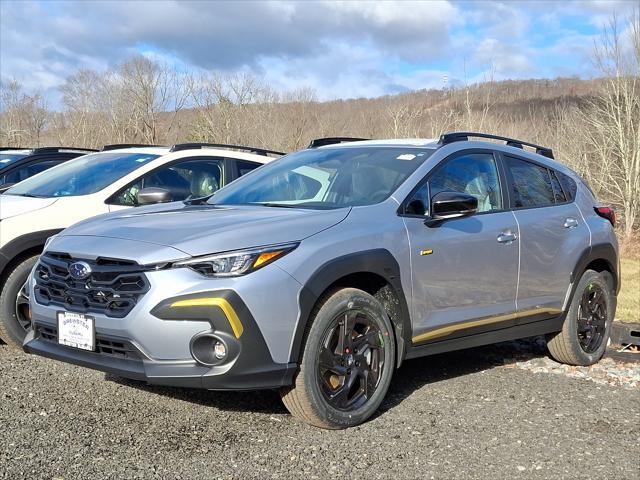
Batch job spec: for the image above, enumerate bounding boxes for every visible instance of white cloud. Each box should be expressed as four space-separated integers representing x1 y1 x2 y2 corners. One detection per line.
0 0 629 105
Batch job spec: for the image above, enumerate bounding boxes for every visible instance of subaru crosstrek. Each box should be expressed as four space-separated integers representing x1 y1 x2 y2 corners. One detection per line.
23 132 619 429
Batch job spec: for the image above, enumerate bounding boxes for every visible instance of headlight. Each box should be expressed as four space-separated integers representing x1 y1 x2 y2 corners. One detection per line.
173 243 298 277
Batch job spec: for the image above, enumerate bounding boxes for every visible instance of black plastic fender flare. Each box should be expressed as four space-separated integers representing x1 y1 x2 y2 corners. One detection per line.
290 248 412 366
0 229 62 283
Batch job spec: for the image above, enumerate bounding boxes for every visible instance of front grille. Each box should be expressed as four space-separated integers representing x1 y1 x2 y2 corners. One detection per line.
35 324 144 360
34 252 150 318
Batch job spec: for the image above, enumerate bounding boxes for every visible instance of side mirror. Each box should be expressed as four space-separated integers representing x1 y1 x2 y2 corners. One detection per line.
428 191 478 223
136 187 172 206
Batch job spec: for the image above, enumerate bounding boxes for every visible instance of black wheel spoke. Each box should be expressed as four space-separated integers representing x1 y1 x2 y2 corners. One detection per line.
353 330 379 351
319 348 348 376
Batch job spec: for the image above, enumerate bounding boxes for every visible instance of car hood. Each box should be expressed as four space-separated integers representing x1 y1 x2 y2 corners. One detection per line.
0 195 58 220
59 203 350 258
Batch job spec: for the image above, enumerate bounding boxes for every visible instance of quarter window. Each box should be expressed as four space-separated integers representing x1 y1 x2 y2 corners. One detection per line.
505 157 555 208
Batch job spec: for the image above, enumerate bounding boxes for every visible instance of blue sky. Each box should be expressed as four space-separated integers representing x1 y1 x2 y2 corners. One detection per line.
0 0 636 104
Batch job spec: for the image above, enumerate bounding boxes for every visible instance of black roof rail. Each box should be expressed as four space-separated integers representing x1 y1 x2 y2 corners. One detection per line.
308 137 369 148
101 144 165 151
0 147 32 151
438 131 554 159
169 143 285 157
32 147 98 154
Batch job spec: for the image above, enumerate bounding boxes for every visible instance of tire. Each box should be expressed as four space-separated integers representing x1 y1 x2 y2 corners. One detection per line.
546 269 613 366
0 255 38 348
280 288 395 429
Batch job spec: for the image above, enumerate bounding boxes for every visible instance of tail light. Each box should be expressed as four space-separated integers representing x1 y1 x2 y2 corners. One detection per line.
594 206 616 227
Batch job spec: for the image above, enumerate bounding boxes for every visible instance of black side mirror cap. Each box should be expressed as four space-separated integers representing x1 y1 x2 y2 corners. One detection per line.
425 191 478 226
136 187 172 206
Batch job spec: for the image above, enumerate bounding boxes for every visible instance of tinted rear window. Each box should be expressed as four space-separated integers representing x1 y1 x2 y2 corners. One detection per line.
505 156 555 208
557 171 578 201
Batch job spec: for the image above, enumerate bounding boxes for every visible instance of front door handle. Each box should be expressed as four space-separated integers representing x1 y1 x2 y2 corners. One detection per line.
564 218 579 229
497 232 517 244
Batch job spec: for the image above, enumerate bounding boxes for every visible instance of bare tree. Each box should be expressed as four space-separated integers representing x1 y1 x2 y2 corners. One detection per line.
0 79 49 146
118 56 187 144
581 11 640 240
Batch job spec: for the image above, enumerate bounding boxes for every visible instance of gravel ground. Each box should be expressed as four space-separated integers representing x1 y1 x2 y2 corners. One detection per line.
1 339 638 480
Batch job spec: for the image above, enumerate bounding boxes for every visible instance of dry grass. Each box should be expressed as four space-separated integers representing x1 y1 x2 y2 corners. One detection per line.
617 255 639 322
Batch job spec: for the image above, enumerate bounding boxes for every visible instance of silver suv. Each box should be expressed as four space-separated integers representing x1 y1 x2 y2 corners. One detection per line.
23 132 619 429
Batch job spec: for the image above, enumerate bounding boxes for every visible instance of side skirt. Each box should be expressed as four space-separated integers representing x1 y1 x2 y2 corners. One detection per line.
405 316 564 360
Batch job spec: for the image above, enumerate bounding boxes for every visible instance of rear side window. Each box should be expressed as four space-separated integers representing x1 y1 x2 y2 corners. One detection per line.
505 156 555 208
557 171 578 201
237 160 261 177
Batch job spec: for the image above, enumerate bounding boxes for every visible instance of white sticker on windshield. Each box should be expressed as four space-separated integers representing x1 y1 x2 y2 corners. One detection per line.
396 154 416 161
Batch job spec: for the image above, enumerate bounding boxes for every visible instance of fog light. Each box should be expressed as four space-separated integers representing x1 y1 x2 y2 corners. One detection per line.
214 341 227 359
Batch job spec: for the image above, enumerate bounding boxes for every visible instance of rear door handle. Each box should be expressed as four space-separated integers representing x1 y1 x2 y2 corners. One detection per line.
497 232 517 244
564 218 579 229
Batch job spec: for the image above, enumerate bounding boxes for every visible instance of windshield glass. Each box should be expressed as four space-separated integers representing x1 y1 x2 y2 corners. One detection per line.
5 152 160 198
0 152 31 168
210 147 433 209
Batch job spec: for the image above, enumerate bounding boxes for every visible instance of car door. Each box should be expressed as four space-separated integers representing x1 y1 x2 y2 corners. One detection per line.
401 150 519 344
502 155 590 314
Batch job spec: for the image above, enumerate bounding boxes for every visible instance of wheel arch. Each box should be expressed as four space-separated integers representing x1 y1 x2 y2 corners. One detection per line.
0 229 61 290
571 243 619 295
290 249 412 367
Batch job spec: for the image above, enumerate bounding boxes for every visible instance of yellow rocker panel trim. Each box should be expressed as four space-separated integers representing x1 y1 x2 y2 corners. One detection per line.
412 308 562 344
170 297 244 339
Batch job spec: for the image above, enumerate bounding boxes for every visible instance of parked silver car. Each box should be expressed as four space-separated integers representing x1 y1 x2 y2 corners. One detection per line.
23 133 619 428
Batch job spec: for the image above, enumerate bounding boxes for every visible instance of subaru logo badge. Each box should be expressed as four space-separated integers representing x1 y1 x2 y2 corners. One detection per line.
68 261 92 280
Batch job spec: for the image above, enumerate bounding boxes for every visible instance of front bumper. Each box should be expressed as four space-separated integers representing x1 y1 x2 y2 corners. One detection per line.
25 262 302 390
23 329 296 390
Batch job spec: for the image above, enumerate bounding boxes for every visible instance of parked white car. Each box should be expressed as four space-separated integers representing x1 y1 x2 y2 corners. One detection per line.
0 143 282 345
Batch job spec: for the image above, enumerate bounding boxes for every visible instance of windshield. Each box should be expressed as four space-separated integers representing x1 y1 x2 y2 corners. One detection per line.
0 152 31 168
5 152 160 198
210 146 433 209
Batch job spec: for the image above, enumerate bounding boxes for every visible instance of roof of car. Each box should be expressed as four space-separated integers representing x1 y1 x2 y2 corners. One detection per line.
97 147 171 156
0 149 33 154
318 138 439 149
95 146 275 167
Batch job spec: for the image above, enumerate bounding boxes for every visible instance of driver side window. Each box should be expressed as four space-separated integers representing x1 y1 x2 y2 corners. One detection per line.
109 158 223 206
405 152 502 215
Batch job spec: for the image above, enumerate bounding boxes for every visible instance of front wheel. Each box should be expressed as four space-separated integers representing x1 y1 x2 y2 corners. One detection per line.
0 255 38 348
546 269 614 366
281 288 395 429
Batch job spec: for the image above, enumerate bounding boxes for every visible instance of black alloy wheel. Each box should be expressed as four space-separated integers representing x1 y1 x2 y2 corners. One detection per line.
576 282 608 354
317 310 385 410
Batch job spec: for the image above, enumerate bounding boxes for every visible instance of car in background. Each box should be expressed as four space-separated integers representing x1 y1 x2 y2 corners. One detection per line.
0 147 97 193
0 142 283 346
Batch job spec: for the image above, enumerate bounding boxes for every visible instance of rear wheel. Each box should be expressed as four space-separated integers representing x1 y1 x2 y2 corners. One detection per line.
0 255 38 348
546 270 613 366
281 288 395 429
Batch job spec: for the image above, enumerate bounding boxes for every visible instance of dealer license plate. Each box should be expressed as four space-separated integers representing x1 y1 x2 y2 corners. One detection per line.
57 312 95 351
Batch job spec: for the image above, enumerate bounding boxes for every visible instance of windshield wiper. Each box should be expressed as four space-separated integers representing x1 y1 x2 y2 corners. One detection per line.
183 194 215 206
254 202 298 208
8 193 46 198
